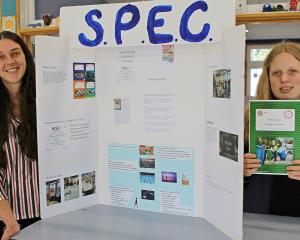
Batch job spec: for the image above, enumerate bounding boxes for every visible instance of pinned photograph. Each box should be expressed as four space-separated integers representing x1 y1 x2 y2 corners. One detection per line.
114 98 122 110
141 190 155 200
64 175 79 201
161 171 177 183
46 179 61 206
219 131 238 162
139 145 154 155
182 172 190 185
213 69 231 98
73 62 96 99
82 171 96 196
140 172 155 184
139 158 155 168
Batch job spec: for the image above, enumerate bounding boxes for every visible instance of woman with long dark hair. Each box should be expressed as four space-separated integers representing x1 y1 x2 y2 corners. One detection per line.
0 31 40 240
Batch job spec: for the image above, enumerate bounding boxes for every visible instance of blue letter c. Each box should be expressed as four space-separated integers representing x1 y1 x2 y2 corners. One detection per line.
180 1 210 43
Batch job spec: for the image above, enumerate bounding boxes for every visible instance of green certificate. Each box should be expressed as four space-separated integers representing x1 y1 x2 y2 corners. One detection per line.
249 100 300 174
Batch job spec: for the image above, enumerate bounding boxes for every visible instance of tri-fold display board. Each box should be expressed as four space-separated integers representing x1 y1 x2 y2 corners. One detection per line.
35 1 245 239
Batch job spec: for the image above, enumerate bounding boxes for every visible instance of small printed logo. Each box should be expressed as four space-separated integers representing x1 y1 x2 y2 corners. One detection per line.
257 110 263 117
283 109 294 119
162 45 174 63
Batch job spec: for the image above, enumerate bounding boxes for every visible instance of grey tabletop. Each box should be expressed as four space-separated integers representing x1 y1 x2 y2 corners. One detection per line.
14 204 300 240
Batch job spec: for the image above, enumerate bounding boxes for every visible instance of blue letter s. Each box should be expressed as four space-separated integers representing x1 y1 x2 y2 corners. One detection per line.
180 1 210 43
78 9 104 47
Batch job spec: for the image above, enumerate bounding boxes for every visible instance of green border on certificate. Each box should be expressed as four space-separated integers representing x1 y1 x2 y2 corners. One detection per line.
249 100 300 174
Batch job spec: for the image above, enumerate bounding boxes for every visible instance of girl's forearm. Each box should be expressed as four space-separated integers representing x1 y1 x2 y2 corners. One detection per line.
0 200 18 226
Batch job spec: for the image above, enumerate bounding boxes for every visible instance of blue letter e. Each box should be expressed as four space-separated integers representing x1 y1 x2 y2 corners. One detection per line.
180 1 210 43
115 4 140 45
147 5 173 44
78 9 104 47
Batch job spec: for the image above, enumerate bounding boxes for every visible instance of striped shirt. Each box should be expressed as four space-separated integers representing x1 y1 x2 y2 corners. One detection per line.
0 118 40 220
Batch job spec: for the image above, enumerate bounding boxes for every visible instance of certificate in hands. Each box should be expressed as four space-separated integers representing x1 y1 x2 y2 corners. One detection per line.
249 100 300 174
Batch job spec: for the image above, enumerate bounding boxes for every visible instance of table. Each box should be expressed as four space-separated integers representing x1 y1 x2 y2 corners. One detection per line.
15 204 300 240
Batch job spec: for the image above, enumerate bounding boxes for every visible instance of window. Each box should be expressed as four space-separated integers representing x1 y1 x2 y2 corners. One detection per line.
246 43 273 97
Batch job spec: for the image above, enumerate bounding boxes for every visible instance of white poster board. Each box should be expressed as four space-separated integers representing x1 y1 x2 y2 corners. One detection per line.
35 1 244 240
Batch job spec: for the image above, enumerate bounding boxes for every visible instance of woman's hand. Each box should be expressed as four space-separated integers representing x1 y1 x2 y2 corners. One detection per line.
287 160 300 180
1 223 20 240
244 153 261 177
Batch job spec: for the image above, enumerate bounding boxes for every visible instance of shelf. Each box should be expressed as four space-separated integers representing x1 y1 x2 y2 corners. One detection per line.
18 12 300 38
19 26 59 36
236 11 300 25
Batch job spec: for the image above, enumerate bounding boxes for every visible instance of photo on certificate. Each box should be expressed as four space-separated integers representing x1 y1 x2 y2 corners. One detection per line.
249 100 300 174
256 137 293 165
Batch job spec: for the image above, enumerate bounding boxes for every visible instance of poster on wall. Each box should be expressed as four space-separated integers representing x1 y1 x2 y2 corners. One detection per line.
35 1 244 240
1 16 16 32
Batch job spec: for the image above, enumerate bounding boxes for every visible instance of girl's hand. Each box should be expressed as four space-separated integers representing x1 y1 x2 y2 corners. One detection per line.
287 160 300 180
1 223 20 240
244 153 261 177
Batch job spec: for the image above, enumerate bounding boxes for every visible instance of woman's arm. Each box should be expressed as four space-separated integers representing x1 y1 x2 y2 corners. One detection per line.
0 200 20 240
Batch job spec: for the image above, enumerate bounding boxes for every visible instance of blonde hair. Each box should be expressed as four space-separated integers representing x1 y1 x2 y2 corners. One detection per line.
244 41 300 143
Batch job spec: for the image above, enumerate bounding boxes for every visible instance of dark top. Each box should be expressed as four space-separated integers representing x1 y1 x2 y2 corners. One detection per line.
244 145 300 217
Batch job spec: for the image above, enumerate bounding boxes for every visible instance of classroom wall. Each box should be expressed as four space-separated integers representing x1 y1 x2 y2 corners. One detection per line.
2 0 16 16
35 0 107 19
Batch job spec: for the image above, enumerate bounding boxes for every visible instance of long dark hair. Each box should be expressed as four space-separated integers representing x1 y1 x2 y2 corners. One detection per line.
0 31 37 168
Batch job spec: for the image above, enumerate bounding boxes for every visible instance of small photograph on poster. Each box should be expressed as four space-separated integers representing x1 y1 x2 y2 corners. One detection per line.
141 190 155 200
73 81 85 98
256 137 294 165
219 131 238 162
114 98 130 125
114 98 122 110
213 69 231 98
46 179 61 206
139 158 155 169
161 171 177 183
85 64 96 97
73 63 95 99
139 145 154 155
181 172 190 186
162 45 174 63
140 172 155 184
64 175 79 201
82 171 96 196
73 63 85 79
